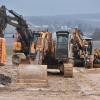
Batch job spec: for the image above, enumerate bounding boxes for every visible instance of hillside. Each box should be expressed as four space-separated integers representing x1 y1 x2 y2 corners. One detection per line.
92 28 100 40
5 13 100 39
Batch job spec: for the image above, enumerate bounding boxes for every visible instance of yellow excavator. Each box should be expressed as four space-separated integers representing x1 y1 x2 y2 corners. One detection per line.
32 28 94 77
71 28 100 68
32 31 73 77
70 28 93 68
0 5 47 86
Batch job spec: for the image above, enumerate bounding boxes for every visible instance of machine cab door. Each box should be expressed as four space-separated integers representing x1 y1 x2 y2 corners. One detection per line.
56 31 69 61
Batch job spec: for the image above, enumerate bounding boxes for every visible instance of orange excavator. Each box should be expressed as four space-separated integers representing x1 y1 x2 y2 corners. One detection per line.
32 31 54 65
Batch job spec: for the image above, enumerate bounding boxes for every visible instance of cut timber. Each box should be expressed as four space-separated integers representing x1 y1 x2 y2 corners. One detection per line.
64 63 73 78
16 64 48 87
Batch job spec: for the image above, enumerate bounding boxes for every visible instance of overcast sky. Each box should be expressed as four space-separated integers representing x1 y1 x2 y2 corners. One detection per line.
0 0 100 16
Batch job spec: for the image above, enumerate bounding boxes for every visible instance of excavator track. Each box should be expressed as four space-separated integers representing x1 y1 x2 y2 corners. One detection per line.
64 63 73 78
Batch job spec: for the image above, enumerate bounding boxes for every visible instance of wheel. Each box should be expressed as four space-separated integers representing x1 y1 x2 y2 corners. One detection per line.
64 63 73 78
12 55 21 65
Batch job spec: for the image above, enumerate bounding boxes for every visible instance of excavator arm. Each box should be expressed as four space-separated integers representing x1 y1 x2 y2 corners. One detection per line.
7 16 19 28
0 5 33 56
0 5 7 37
72 28 84 48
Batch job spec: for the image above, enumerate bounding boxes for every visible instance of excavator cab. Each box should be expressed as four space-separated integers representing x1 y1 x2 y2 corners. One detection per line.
33 32 41 47
56 31 69 61
82 37 93 68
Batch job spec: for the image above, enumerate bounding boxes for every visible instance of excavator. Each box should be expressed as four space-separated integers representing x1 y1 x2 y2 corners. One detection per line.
70 28 93 68
70 28 100 68
33 31 73 77
0 5 47 86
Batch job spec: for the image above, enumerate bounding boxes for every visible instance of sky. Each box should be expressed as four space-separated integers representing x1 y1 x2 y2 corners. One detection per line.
0 0 100 16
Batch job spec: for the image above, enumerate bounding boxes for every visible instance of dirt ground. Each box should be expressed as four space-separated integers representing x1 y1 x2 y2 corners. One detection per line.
0 56 100 100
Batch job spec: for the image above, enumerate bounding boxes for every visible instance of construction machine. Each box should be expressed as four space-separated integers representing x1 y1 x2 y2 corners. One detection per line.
0 5 47 86
70 28 93 68
55 31 73 77
33 31 73 77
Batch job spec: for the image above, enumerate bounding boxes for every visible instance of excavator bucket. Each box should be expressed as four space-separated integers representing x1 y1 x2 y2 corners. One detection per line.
16 64 48 87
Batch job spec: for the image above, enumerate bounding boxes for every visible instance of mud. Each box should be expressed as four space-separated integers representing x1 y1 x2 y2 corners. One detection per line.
0 56 99 100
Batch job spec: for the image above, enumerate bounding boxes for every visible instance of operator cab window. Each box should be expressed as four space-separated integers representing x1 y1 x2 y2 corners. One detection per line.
57 35 68 49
